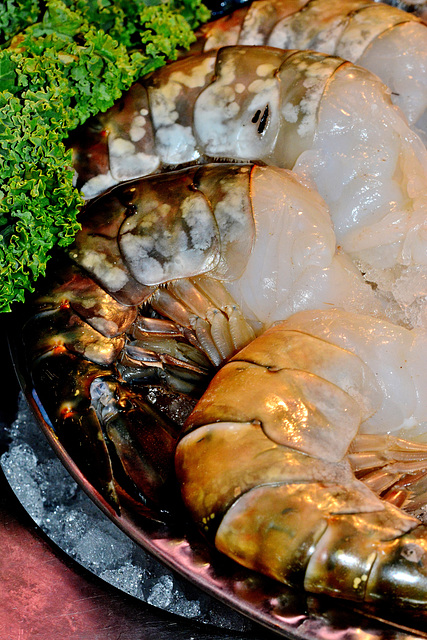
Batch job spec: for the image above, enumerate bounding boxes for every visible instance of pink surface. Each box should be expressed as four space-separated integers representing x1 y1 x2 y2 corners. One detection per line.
0 480 183 639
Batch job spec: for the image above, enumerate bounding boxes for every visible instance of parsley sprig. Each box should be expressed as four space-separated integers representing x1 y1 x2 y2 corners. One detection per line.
0 0 210 312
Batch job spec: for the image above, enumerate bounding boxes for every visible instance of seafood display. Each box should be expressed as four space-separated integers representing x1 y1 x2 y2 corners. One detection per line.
176 308 427 605
15 0 427 623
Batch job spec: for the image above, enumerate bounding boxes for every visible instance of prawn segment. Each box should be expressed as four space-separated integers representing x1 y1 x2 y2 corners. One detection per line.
193 46 347 168
291 61 427 326
224 164 382 327
70 82 159 196
199 0 299 50
91 162 258 365
191 164 256 280
358 19 427 129
198 0 420 56
280 309 427 436
23 306 125 367
69 190 157 307
269 2 416 60
146 52 217 166
22 265 135 367
74 54 217 198
274 51 347 167
175 420 385 535
117 164 255 285
118 179 220 286
187 360 363 462
103 83 159 185
193 46 285 163
232 327 382 419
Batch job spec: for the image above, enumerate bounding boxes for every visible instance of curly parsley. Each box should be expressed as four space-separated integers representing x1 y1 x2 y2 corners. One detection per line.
0 0 210 312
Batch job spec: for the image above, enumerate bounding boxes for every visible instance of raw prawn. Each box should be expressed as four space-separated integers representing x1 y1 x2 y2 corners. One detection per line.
71 44 427 325
176 307 427 606
22 163 377 511
196 0 427 132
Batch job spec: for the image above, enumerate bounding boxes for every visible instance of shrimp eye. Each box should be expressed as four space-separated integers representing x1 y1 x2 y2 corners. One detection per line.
251 105 270 136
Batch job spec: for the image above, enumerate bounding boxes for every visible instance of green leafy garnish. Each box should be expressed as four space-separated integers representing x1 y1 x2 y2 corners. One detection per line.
0 0 40 44
0 0 210 312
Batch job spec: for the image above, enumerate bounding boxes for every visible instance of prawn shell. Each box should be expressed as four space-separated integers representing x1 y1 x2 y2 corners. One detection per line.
70 191 156 306
275 51 347 168
175 419 383 537
213 482 405 589
193 46 347 168
304 504 420 602
118 164 255 285
335 4 418 62
193 46 284 162
177 310 427 606
146 52 217 166
118 171 221 285
105 83 159 184
365 526 427 606
192 164 255 280
74 164 256 297
231 326 381 420
199 0 419 56
237 0 305 46
186 359 362 462
185 326 383 462
215 483 330 586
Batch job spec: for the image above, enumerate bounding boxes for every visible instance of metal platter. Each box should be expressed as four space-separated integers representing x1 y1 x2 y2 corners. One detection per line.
5 319 427 640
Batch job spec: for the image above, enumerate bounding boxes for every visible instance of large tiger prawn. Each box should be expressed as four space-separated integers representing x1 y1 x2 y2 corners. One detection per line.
156 149 427 607
177 308 427 606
